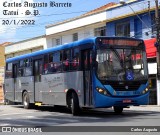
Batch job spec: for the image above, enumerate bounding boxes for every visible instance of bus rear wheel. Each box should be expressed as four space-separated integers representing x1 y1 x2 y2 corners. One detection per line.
114 106 123 114
70 92 80 116
23 92 31 109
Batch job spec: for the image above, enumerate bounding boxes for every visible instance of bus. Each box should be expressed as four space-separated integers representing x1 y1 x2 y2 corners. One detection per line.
4 37 149 115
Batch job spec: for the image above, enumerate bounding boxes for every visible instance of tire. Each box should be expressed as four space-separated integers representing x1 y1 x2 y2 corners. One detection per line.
70 92 80 116
114 106 123 114
23 92 31 109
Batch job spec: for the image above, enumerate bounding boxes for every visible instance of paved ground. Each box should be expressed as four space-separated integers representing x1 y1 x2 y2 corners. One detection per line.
0 105 160 135
126 105 160 111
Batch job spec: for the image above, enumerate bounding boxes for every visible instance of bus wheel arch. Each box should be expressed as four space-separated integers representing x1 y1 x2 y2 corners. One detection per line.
66 89 80 115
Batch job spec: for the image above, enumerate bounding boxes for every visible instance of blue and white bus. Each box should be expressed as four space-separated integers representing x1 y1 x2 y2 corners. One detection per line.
4 37 149 115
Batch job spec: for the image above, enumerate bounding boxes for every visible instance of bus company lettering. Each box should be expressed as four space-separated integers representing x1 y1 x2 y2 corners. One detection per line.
44 77 63 88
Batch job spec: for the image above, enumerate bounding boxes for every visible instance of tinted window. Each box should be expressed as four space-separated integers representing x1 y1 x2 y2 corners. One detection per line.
53 51 62 72
5 63 12 78
18 59 32 77
18 60 24 77
63 50 70 71
71 48 80 70
43 48 80 74
25 59 32 76
48 53 57 73
44 54 49 74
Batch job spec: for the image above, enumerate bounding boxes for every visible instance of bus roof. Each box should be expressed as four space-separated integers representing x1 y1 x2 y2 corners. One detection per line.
6 37 96 63
6 37 144 63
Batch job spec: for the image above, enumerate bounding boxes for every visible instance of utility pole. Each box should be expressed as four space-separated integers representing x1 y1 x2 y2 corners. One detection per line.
155 0 160 106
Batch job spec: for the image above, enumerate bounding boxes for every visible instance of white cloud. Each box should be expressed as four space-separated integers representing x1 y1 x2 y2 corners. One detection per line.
0 0 35 41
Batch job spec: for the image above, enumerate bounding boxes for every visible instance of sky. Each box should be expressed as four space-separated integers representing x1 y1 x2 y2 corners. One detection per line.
0 0 119 44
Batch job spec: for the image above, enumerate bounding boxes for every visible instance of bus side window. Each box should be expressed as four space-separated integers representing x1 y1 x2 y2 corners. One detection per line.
24 59 28 67
24 59 32 76
84 51 88 70
63 50 70 71
18 60 24 77
53 51 62 72
71 48 79 71
48 53 56 73
5 63 13 78
81 49 92 71
44 54 48 74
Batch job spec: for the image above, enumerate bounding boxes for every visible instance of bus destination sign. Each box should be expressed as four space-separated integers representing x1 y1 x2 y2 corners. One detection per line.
98 39 142 46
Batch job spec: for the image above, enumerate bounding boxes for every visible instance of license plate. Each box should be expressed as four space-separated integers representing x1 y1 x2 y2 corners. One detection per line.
123 99 132 103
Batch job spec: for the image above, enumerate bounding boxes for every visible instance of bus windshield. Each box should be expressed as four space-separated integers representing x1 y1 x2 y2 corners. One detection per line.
96 46 148 81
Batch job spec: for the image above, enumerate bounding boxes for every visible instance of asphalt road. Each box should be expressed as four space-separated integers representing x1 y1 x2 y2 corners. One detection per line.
0 105 160 135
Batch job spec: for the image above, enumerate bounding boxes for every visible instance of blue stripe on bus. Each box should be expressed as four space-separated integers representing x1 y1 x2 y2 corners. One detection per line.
6 38 96 63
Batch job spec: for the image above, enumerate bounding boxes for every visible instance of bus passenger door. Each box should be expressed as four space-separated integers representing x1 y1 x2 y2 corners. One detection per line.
81 49 93 107
34 59 43 102
13 63 18 102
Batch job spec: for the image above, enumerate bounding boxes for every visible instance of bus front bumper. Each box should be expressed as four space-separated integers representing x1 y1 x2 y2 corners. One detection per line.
94 92 149 108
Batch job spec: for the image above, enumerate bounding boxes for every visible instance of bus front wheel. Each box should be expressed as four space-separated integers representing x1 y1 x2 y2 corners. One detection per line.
114 106 123 114
70 92 80 116
23 92 31 109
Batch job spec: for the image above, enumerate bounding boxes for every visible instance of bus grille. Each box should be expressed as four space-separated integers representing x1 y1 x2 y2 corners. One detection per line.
102 80 147 91
111 84 140 91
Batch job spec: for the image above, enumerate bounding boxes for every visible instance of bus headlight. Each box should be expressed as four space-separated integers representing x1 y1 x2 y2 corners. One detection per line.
142 87 149 94
96 87 110 96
